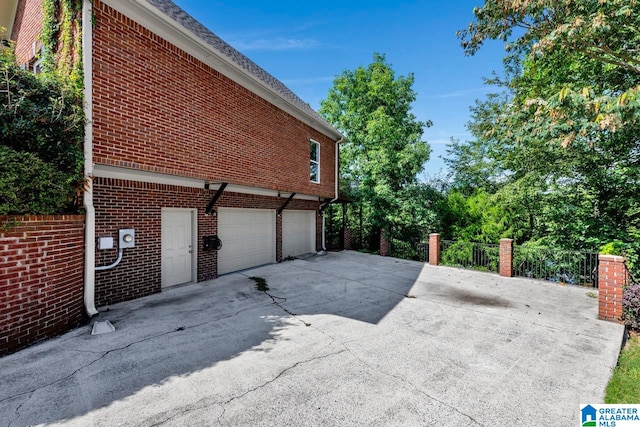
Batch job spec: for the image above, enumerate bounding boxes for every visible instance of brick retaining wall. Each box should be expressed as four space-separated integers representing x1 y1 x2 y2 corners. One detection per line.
0 215 86 356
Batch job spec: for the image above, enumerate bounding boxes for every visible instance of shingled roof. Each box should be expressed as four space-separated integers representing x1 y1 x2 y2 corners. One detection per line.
145 0 341 140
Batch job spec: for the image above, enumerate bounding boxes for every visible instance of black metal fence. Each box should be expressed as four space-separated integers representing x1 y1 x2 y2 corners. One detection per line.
384 235 599 288
513 245 599 287
389 236 429 262
325 203 344 250
440 240 500 273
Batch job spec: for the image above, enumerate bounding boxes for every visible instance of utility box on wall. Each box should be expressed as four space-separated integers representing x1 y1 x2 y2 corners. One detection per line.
119 229 135 249
97 236 114 250
203 235 222 251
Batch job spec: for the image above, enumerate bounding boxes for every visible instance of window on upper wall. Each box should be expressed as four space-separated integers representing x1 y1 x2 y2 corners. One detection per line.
32 58 44 75
310 139 320 183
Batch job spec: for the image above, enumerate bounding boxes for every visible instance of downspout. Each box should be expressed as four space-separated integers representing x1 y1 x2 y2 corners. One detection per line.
320 137 343 252
83 0 98 317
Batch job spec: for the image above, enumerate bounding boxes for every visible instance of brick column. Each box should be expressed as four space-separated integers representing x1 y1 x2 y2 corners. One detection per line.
380 229 389 256
344 228 352 250
429 233 440 266
598 255 627 323
499 238 514 277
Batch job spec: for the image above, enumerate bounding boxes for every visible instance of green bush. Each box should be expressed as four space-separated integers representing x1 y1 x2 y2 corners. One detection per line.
0 49 84 214
0 146 77 214
600 240 640 282
623 284 640 330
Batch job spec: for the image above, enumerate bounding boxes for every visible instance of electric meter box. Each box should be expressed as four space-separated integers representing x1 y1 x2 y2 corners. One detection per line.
119 229 135 249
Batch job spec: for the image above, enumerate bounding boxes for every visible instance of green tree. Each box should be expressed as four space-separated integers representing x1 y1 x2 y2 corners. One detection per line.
443 0 640 251
320 54 432 240
459 0 640 148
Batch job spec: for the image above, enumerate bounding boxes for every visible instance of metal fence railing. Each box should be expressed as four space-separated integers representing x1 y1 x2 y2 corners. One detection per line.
389 237 429 262
513 245 599 287
386 236 599 288
440 240 500 273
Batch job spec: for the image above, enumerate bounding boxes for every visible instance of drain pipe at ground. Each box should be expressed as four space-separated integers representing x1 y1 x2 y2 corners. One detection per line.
82 0 98 317
320 137 343 252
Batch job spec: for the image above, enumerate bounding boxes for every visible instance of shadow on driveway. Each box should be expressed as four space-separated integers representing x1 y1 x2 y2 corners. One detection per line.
0 251 625 426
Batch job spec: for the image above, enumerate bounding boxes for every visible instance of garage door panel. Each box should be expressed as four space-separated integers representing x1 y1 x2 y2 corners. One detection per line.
283 210 316 259
218 208 276 275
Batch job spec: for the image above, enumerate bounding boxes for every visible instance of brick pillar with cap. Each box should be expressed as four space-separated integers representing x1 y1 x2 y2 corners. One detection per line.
598 254 627 323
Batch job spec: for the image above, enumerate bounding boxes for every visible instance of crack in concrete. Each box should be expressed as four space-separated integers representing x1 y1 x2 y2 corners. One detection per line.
215 349 345 425
149 349 345 426
0 292 292 422
308 324 484 426
7 394 30 427
148 403 220 427
238 272 481 424
241 274 311 327
0 328 183 406
374 365 484 426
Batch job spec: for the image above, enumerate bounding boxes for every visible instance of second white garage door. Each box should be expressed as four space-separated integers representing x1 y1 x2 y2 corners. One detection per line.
218 208 276 275
282 210 316 259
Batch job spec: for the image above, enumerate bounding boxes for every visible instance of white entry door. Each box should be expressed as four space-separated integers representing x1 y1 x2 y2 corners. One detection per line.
217 208 276 275
161 209 195 288
282 210 316 258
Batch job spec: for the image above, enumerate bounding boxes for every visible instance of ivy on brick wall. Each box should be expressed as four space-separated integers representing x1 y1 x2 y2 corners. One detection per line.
41 0 83 91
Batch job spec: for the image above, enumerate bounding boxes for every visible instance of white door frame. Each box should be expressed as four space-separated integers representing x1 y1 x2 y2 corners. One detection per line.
161 208 198 288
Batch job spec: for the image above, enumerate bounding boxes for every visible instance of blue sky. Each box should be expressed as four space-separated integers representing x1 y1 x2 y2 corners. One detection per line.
173 0 507 180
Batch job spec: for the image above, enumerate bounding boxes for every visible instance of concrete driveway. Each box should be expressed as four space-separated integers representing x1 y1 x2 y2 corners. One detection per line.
0 251 624 426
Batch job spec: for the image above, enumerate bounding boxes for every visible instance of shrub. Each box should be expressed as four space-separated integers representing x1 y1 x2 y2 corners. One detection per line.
623 284 640 331
0 48 84 214
600 241 640 282
0 146 77 214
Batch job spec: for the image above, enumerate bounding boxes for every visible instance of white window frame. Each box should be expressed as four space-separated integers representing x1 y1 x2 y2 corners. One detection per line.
310 139 320 183
32 58 44 75
31 44 45 75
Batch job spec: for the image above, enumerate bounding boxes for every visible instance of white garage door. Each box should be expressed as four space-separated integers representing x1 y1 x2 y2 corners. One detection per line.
282 210 316 259
218 208 276 275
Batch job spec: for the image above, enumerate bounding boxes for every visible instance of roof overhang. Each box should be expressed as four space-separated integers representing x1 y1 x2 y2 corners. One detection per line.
1 0 19 42
101 0 343 142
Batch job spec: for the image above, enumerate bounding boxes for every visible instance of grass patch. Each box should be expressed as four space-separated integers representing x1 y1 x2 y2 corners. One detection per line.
605 333 640 403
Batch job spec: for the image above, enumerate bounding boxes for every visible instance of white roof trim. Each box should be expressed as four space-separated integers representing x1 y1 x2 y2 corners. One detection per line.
2 0 19 41
93 164 322 201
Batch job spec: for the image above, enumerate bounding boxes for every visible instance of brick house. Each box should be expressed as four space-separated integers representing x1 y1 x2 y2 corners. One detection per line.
6 0 343 314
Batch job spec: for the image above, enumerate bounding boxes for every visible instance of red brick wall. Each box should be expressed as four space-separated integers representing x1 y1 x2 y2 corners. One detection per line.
10 0 43 66
94 177 320 306
91 0 337 198
0 215 85 356
598 254 627 323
